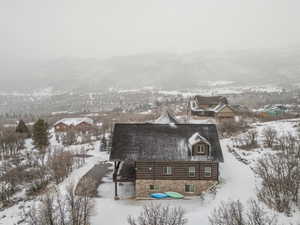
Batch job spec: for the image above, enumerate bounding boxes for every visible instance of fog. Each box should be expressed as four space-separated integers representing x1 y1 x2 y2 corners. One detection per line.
1 0 300 91
1 0 300 60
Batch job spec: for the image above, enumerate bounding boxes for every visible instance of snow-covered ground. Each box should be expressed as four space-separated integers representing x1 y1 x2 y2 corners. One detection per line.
1 119 299 224
89 119 300 225
111 83 284 97
90 139 258 225
158 84 284 97
0 134 109 225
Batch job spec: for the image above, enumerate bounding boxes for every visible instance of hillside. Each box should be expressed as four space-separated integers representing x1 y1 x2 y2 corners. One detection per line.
1 49 300 92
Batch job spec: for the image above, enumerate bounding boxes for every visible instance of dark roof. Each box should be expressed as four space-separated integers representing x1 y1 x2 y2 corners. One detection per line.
110 123 223 162
191 110 216 117
194 95 228 105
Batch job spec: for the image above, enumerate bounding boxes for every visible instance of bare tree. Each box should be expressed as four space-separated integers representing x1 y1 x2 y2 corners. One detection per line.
232 129 259 150
209 200 278 225
254 148 300 215
24 182 94 225
65 180 95 225
209 200 244 225
25 192 58 225
61 130 77 146
0 127 25 160
128 204 187 225
245 130 258 147
247 200 278 225
218 119 248 137
262 127 278 148
48 148 74 184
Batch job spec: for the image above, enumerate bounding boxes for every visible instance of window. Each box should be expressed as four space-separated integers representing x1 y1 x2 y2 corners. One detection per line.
163 166 172 175
149 184 159 191
204 166 212 177
185 184 195 193
188 167 196 177
197 144 205 154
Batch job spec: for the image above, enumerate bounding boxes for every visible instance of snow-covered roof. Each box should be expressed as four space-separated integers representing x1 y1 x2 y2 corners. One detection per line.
191 95 234 115
110 123 223 162
151 111 179 124
189 118 216 124
188 132 210 146
54 117 94 126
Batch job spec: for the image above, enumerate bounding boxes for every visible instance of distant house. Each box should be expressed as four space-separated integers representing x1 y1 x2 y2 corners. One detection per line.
256 104 288 118
54 118 94 132
110 114 224 199
189 95 235 121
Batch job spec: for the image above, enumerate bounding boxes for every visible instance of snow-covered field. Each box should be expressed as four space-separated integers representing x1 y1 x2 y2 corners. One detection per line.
1 119 300 225
158 84 284 97
112 83 284 97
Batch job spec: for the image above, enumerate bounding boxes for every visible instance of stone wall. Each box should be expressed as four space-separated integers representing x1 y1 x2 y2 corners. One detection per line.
136 179 217 198
191 116 214 120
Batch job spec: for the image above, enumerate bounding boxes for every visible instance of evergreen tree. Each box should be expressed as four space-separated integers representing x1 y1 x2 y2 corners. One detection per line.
100 135 107 151
107 133 112 153
32 119 50 152
16 119 30 137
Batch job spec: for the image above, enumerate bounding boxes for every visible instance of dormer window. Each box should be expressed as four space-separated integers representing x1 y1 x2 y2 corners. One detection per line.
197 145 206 154
189 132 211 157
193 143 208 155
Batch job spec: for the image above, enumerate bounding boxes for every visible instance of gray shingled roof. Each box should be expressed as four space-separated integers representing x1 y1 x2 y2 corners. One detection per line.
194 95 228 105
110 123 224 162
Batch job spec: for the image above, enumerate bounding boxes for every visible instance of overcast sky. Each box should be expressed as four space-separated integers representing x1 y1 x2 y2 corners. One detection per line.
1 0 300 60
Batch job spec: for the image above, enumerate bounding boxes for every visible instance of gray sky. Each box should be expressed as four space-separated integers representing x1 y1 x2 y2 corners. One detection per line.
1 0 300 60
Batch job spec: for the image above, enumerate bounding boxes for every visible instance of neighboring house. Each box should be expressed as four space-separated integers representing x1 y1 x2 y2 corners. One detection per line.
189 95 235 121
256 104 288 118
54 118 94 132
110 114 224 199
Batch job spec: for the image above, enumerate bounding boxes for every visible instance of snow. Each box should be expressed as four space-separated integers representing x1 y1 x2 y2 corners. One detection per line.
151 111 178 125
206 80 236 87
89 119 300 225
89 139 258 225
1 119 299 225
54 117 94 126
158 84 283 97
58 147 109 194
0 127 108 225
189 119 216 124
188 132 210 146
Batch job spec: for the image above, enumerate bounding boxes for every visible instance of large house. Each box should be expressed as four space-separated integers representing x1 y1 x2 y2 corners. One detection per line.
189 95 235 121
54 117 94 132
110 114 224 199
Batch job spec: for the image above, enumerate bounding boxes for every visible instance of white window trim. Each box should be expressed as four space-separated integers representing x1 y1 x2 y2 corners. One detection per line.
185 184 195 193
197 144 206 154
149 184 159 191
188 167 196 177
204 166 212 177
163 166 172 175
